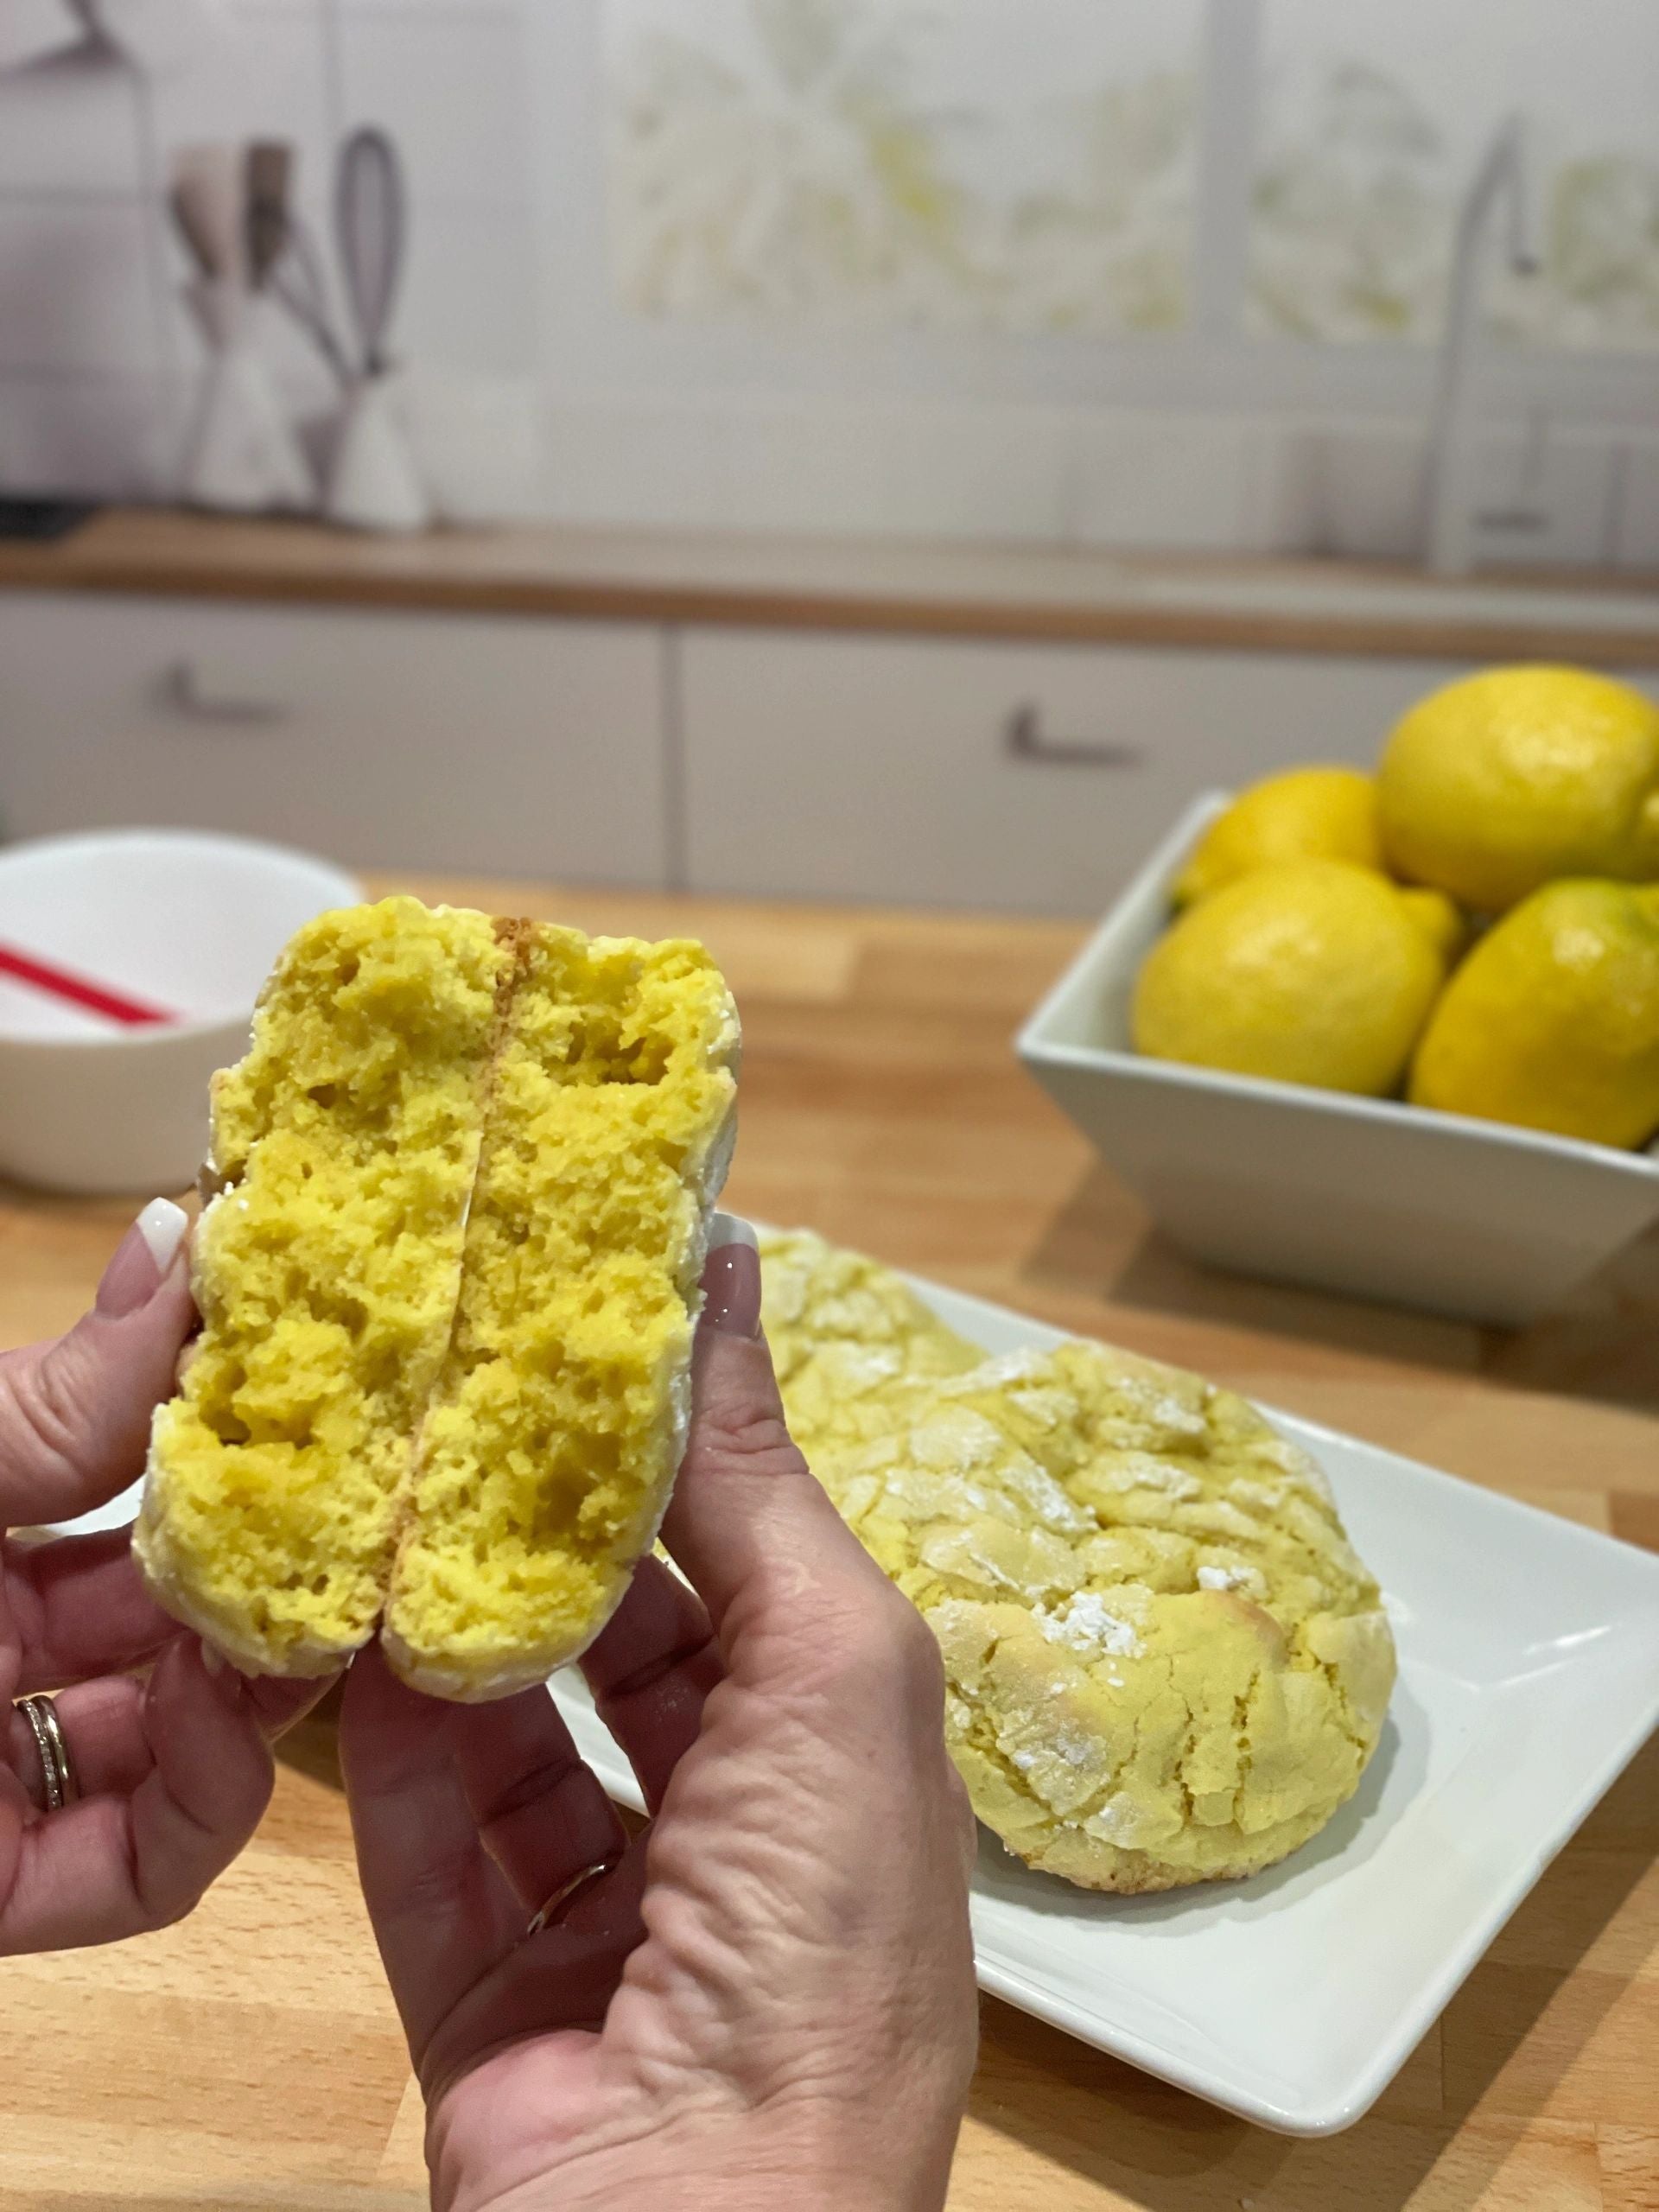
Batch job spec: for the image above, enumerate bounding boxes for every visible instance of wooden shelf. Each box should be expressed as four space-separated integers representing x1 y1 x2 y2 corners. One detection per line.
2 506 1656 664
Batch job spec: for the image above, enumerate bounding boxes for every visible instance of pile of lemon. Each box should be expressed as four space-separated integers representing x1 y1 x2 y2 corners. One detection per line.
1132 665 1659 1150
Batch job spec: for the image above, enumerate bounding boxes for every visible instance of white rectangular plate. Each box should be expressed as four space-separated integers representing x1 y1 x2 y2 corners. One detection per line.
550 1271 1659 2137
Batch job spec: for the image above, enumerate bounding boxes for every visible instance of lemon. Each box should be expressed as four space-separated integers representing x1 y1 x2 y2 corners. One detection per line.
1133 860 1459 1096
1409 880 1659 1148
1378 665 1659 912
1173 766 1382 906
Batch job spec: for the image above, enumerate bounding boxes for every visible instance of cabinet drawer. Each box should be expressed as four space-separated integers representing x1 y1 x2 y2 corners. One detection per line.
0 594 667 883
682 631 1488 914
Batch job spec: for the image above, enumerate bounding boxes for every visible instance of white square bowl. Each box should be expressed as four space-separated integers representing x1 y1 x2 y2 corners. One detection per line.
1016 795 1659 1327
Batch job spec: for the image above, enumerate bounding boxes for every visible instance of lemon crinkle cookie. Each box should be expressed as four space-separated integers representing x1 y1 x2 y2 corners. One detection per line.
761 1230 1395 1892
136 896 738 1698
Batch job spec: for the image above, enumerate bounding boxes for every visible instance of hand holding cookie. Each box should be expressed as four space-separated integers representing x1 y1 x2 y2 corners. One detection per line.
341 1233 980 2212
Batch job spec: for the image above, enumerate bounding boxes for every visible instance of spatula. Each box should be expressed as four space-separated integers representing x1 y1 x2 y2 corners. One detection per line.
168 143 243 282
244 138 291 291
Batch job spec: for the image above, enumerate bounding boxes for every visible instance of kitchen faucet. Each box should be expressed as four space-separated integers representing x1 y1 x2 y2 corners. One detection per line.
1421 113 1546 576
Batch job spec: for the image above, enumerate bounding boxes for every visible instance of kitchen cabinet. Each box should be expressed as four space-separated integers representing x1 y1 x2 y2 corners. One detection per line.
5 549 1658 917
679 631 1484 912
0 593 669 884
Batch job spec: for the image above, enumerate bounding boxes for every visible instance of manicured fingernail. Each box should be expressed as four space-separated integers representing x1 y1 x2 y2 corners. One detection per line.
200 1639 225 1678
96 1198 189 1318
709 1211 759 1255
701 1213 761 1338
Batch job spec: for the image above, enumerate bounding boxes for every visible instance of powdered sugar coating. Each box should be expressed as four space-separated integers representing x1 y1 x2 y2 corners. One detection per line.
761 1229 1396 1894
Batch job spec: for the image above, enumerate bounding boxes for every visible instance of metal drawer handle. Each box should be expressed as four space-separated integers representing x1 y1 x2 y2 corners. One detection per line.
155 659 290 727
1004 703 1142 769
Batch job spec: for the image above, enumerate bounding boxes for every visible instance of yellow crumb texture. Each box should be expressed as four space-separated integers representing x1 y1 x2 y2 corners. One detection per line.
384 931 739 1695
136 898 737 1694
137 899 508 1673
762 1231 1395 1892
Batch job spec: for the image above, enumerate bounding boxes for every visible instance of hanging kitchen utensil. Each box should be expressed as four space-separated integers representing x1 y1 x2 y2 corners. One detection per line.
242 137 353 387
244 138 291 292
270 211 354 389
324 124 428 530
168 143 242 281
168 181 218 280
334 125 405 376
171 142 310 512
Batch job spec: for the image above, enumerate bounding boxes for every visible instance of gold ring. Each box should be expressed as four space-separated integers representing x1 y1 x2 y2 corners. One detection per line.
527 1851 623 1938
16 1694 77 1815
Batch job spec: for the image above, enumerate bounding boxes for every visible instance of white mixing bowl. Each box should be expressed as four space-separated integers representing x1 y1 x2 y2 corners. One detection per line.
0 830 360 1194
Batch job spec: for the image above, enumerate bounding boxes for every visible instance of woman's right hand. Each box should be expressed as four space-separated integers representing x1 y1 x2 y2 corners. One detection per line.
342 1228 981 2212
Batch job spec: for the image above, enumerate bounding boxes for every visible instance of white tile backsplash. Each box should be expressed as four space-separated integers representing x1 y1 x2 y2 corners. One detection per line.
0 370 173 495
1470 425 1618 571
393 205 537 372
715 406 892 537
398 363 546 519
0 1 78 75
875 406 1070 543
543 398 1076 542
149 3 334 177
334 0 529 211
545 397 729 530
1069 411 1250 550
723 404 1071 545
1237 422 1321 554
1612 443 1659 573
1308 425 1423 560
334 0 500 12
0 200 160 374
0 51 142 194
1309 421 1622 566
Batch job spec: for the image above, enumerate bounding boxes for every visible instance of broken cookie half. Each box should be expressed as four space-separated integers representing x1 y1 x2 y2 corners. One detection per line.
135 895 738 1700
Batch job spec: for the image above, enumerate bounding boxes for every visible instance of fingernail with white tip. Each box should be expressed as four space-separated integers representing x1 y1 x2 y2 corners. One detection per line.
702 1213 761 1337
96 1197 190 1318
137 1197 189 1274
708 1211 759 1255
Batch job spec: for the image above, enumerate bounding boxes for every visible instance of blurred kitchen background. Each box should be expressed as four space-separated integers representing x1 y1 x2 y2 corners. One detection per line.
1 0 1656 911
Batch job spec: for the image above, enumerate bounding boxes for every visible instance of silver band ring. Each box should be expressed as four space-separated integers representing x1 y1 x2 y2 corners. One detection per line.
527 1851 623 1938
16 1694 77 1815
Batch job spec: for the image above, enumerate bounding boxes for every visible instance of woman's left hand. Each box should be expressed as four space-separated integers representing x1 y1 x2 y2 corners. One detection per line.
1 1198 329 1955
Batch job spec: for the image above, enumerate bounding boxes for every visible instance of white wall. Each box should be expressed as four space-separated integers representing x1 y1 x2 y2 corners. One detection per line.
0 0 1654 562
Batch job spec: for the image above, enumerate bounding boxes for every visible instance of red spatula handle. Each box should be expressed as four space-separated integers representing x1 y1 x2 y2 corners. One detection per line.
0 942 178 1027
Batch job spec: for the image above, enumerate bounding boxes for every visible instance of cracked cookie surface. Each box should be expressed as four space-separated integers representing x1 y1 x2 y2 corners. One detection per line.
761 1230 1395 1892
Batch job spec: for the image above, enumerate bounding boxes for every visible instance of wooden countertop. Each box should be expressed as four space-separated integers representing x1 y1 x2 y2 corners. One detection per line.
2 506 1657 664
3 880 1656 2210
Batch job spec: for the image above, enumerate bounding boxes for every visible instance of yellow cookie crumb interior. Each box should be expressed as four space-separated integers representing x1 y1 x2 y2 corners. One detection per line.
147 899 507 1665
140 899 735 1688
385 931 736 1685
